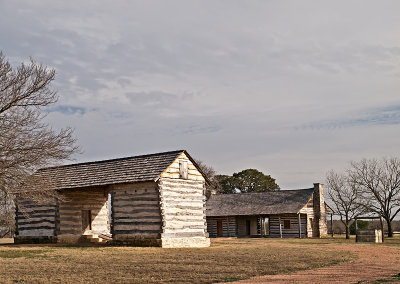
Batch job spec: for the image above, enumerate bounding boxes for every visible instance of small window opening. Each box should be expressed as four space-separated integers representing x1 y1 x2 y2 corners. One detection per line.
179 160 188 179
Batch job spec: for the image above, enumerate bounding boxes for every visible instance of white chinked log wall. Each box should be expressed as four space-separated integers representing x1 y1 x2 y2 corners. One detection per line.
15 199 58 243
158 152 210 248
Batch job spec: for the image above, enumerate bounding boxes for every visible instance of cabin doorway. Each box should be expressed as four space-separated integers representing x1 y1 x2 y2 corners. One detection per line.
217 220 223 237
81 210 92 233
246 220 251 236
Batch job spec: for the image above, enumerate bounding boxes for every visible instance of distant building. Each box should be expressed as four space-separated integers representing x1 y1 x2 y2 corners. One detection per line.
206 183 332 238
15 150 210 248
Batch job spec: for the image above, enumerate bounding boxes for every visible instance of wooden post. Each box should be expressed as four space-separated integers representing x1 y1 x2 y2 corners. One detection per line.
379 216 385 243
330 214 334 237
355 218 358 231
260 216 263 237
279 216 282 238
110 191 115 237
298 214 302 238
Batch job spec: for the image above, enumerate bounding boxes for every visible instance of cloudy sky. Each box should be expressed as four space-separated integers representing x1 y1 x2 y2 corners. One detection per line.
1 1 399 188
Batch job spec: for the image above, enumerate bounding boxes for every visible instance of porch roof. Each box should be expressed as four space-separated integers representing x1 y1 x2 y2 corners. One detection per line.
206 188 314 217
35 150 186 190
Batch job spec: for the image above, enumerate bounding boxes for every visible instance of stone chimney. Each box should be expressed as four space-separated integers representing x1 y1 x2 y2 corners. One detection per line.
313 183 328 238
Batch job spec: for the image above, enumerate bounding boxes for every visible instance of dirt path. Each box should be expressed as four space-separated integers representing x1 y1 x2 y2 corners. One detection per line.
232 243 400 283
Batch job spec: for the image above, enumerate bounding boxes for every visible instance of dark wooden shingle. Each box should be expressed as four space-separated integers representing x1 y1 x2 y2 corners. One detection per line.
206 188 314 216
36 150 185 190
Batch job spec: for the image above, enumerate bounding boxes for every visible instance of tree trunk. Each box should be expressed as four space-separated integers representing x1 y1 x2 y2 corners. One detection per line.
386 218 393 237
344 215 350 239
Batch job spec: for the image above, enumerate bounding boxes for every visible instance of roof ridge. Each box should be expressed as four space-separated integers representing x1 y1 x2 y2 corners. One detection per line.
39 149 185 171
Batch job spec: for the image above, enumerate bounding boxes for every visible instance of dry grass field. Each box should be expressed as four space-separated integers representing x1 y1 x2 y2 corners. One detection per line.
0 238 354 284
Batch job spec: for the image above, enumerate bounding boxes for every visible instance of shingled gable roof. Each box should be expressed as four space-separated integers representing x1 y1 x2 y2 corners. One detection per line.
35 150 197 190
206 188 314 217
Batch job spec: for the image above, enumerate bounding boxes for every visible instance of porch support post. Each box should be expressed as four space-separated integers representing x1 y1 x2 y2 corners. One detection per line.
330 214 334 237
279 216 282 238
110 191 115 238
298 214 301 238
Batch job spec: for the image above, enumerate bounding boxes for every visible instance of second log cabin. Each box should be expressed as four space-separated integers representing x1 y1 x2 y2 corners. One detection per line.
206 183 333 238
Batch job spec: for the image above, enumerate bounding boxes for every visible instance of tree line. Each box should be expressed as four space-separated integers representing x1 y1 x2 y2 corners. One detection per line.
326 157 400 238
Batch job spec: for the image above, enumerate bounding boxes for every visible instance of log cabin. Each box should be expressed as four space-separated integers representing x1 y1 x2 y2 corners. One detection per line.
14 150 210 248
206 183 333 238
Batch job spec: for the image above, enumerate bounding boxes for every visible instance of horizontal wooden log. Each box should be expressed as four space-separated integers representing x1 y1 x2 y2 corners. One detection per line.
18 230 55 237
159 179 204 186
113 233 161 239
114 203 159 209
113 230 161 235
160 201 204 208
113 196 159 202
113 211 161 218
59 216 81 223
164 217 206 223
59 229 81 234
163 226 205 233
18 219 56 226
161 232 206 238
162 205 204 211
17 213 55 219
18 205 57 211
114 224 161 231
114 221 162 226
114 216 161 221
162 212 204 217
17 200 55 205
18 208 56 214
113 208 161 215
16 226 55 231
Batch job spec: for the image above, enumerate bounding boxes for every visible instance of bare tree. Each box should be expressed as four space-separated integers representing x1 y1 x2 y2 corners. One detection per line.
0 52 79 233
193 159 222 197
0 190 14 237
349 157 400 237
326 170 364 239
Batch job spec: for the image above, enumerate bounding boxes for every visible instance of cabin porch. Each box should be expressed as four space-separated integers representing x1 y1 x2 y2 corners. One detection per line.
15 186 111 244
207 214 308 238
57 186 110 243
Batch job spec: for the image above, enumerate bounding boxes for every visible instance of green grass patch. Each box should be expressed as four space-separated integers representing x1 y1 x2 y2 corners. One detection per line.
357 273 400 283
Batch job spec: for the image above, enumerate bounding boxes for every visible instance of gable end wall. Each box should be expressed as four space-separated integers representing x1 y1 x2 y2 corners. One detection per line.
158 152 210 247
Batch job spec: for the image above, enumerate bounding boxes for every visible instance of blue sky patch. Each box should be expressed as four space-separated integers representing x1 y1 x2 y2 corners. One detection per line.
47 105 86 115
